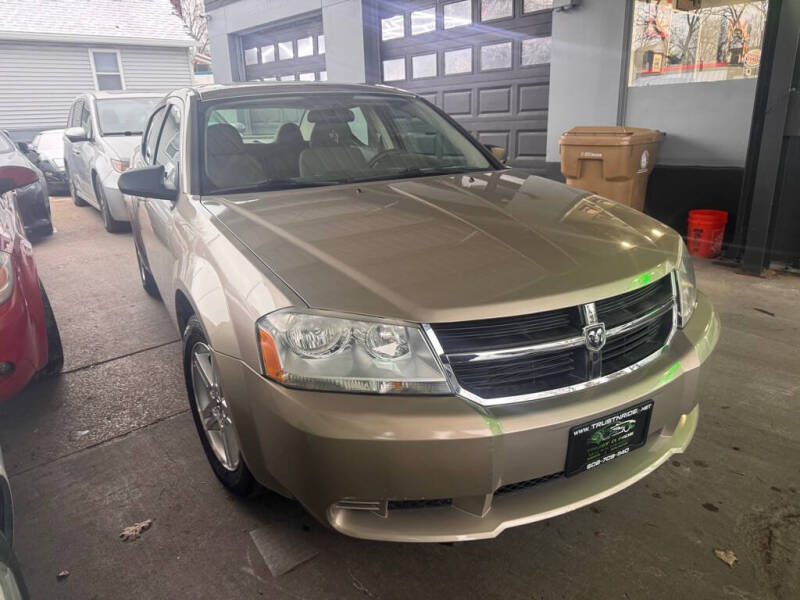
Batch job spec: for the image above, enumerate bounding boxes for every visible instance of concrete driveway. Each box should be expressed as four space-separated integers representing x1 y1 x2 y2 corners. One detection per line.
1 197 798 599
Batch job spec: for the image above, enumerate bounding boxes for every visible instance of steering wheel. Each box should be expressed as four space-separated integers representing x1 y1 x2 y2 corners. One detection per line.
367 149 407 169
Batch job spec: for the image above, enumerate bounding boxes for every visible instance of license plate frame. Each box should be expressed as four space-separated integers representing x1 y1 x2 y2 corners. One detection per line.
565 401 654 477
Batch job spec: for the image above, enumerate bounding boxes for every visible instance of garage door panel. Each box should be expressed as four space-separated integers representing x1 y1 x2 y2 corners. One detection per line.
519 83 549 112
478 87 511 115
443 90 472 115
379 0 552 170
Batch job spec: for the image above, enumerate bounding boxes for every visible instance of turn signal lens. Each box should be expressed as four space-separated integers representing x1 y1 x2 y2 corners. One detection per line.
111 159 129 173
0 251 14 305
258 327 283 381
676 240 697 328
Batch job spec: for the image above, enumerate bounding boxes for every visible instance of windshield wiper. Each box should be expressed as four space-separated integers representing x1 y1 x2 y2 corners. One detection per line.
347 165 484 184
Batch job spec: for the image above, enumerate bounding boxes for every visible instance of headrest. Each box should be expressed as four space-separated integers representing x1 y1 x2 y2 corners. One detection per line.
306 108 355 124
206 123 245 155
309 122 353 148
276 122 304 147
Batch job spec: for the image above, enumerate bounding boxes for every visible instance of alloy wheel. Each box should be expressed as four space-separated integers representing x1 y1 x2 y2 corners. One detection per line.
190 341 241 471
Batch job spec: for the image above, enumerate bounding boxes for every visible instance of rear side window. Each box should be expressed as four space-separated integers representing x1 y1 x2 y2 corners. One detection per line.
69 101 83 128
143 106 167 163
154 105 182 190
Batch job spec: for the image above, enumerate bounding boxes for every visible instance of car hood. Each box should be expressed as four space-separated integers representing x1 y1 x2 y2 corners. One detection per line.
204 169 682 323
101 135 142 161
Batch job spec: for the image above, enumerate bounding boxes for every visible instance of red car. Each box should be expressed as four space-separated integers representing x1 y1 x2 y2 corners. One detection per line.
0 165 62 402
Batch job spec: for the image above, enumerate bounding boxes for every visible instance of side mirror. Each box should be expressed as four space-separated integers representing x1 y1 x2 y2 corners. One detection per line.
118 165 177 202
485 144 508 164
0 165 38 195
64 126 89 143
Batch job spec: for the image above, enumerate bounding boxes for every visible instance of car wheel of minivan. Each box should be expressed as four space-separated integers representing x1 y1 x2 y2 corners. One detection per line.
134 242 160 299
183 316 255 496
69 175 87 207
94 180 127 233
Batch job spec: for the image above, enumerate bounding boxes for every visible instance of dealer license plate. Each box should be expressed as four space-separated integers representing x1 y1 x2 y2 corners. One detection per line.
565 401 654 477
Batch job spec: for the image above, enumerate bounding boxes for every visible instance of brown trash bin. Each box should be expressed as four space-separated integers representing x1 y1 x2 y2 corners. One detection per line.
559 126 665 211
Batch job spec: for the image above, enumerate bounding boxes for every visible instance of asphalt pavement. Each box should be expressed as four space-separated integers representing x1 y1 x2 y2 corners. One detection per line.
0 196 798 599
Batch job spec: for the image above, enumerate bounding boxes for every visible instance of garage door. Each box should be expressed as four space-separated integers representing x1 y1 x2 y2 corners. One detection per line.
240 13 327 83
378 0 553 173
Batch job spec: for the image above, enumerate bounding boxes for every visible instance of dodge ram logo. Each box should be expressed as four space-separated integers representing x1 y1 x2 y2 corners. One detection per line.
583 323 607 352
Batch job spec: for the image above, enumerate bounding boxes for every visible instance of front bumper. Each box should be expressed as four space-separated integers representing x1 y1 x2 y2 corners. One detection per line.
99 172 130 222
214 293 719 542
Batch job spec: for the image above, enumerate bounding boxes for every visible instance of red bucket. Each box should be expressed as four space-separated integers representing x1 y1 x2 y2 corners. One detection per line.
687 209 728 258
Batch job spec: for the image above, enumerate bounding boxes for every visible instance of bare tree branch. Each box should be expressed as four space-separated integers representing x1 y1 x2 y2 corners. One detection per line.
175 0 209 57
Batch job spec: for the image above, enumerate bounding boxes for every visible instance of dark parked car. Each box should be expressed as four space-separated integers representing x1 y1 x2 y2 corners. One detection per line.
0 164 63 402
0 131 53 238
25 129 68 195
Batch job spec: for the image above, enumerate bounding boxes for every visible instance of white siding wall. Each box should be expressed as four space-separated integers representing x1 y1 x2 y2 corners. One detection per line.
0 42 192 136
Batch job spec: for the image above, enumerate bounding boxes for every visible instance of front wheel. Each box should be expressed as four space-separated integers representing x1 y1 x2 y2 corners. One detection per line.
183 316 255 496
94 180 128 233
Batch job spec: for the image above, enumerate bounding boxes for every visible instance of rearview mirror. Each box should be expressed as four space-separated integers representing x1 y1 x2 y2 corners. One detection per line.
485 144 508 164
64 126 89 143
118 165 177 202
0 165 38 195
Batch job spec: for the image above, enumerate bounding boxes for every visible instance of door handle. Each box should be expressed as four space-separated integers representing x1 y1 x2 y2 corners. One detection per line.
72 149 80 155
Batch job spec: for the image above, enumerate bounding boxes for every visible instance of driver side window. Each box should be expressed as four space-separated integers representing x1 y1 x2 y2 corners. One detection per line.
80 104 93 139
154 105 182 191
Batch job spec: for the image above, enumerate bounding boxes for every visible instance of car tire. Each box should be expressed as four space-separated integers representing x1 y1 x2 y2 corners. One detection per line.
69 175 87 207
135 241 160 299
38 283 63 378
183 316 255 497
94 179 128 233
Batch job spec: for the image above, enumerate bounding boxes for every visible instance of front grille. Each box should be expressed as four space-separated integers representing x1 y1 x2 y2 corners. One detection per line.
430 307 582 353
428 275 675 403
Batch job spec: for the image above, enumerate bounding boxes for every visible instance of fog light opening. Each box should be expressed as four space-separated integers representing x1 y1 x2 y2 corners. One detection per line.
0 362 15 376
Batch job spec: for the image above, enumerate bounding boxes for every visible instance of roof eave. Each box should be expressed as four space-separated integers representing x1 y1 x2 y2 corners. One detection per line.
0 31 195 47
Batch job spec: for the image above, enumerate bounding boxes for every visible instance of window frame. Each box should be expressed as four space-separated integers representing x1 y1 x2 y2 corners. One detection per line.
89 49 126 91
479 0 514 23
142 105 169 164
443 46 474 76
442 0 473 30
479 40 514 72
152 99 185 193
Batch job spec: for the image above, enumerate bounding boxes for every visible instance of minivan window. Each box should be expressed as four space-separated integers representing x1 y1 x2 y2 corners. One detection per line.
96 97 159 136
201 93 493 194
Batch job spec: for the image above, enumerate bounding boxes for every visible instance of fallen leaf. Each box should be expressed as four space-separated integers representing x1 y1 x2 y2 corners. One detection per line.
119 519 153 542
57 570 70 580
714 549 737 568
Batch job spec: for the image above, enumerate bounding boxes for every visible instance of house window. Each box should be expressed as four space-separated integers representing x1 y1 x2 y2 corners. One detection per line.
444 47 473 75
481 0 512 22
244 47 259 66
523 0 554 13
299 72 316 81
382 58 406 81
317 35 325 54
278 41 294 60
444 1 472 29
381 15 405 41
261 45 275 63
91 50 124 91
480 42 512 70
318 70 328 81
411 7 436 35
412 53 437 78
297 36 314 58
521 36 552 66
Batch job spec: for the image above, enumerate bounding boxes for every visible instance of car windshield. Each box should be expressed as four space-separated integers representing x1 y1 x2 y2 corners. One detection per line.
201 93 494 194
35 131 64 158
96 98 159 136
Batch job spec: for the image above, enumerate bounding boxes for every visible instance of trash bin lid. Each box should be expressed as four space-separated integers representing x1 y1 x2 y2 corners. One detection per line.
559 126 665 146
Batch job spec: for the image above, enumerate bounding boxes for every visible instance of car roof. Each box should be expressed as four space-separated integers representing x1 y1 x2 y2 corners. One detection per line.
192 82 415 102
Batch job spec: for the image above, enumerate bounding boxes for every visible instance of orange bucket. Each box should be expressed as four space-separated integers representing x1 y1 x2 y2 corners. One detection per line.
687 210 728 258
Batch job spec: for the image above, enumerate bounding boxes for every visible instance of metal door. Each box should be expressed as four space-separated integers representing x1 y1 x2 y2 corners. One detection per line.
378 0 553 173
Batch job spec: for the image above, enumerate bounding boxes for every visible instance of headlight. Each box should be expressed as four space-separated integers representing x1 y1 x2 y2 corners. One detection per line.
676 240 697 328
0 252 14 305
111 159 129 173
256 309 450 395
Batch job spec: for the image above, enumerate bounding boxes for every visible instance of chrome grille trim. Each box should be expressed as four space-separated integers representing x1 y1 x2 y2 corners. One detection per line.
423 273 679 407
